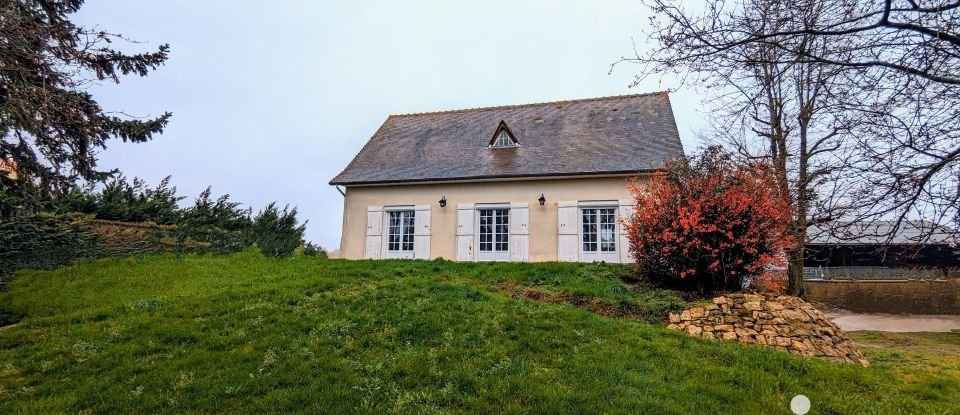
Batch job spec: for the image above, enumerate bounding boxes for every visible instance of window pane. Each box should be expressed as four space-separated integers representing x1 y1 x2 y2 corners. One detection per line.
479 209 491 252
387 210 416 252
601 227 616 252
479 208 509 253
582 208 617 253
582 209 596 252
601 227 615 242
388 211 400 251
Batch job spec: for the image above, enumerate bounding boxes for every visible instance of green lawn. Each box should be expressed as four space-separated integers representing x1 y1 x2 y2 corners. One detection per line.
0 250 957 414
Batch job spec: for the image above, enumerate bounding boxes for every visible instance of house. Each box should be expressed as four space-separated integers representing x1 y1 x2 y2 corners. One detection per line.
0 159 16 180
329 92 684 262
804 220 960 279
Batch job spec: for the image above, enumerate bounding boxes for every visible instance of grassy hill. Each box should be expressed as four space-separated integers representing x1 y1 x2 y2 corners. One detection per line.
0 250 957 414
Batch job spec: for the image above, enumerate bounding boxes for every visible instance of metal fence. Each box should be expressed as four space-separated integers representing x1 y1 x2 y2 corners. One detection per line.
803 266 948 281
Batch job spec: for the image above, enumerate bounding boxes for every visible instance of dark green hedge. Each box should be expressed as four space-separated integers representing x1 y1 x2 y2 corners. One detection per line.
1 215 103 286
0 214 244 289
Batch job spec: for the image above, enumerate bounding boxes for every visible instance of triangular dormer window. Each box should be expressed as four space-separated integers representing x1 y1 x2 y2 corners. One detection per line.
487 120 519 148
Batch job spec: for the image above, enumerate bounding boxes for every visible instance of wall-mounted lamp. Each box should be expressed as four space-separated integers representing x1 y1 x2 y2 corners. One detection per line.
439 196 447 208
538 194 546 206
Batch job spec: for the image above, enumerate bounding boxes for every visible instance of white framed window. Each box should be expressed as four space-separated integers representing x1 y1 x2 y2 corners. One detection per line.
385 209 415 258
477 206 510 261
581 206 618 262
487 121 519 148
492 131 514 147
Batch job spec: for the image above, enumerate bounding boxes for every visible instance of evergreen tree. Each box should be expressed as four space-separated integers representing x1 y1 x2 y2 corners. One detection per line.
0 0 171 203
248 203 306 258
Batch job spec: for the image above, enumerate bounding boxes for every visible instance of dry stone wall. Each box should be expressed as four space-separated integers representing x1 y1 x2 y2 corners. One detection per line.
667 293 869 366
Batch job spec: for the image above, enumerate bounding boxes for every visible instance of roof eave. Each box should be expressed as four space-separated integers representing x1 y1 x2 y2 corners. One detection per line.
328 169 663 187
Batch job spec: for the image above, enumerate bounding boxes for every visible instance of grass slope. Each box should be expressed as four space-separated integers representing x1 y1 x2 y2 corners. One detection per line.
0 250 957 414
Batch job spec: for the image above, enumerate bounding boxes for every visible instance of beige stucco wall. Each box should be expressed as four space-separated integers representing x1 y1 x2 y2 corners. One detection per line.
338 175 648 261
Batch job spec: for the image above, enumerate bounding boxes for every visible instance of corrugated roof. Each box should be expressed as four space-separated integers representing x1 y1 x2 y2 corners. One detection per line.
808 220 959 246
329 92 684 185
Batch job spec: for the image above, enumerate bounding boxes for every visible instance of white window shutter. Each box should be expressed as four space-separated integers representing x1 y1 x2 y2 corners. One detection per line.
456 203 474 261
618 200 635 264
557 201 579 262
365 206 383 259
509 202 529 262
413 205 431 259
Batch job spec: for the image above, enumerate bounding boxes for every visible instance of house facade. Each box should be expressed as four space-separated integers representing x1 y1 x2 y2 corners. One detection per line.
330 92 684 262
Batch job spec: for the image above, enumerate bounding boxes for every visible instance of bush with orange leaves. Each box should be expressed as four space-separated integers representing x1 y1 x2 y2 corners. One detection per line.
624 147 795 295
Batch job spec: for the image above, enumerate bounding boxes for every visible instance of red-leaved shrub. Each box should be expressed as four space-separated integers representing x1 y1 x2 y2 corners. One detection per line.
624 147 795 295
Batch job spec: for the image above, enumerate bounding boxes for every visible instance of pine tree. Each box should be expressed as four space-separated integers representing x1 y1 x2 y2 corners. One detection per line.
0 0 171 203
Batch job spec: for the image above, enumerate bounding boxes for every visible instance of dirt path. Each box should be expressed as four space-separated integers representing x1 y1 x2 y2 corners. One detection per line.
825 309 960 332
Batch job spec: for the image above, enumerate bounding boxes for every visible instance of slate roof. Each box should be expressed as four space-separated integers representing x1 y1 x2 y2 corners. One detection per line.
329 92 684 185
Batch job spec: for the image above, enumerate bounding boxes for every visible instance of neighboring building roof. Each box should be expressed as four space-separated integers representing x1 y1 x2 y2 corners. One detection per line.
808 220 959 246
0 159 17 180
330 92 684 185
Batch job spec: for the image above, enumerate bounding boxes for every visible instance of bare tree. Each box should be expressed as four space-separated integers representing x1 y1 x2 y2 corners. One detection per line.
617 0 959 295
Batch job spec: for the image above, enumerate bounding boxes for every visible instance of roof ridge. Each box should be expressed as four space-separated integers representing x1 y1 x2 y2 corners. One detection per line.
388 90 670 118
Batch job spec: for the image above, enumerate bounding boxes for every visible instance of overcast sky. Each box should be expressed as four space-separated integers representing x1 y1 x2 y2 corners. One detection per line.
74 1 707 249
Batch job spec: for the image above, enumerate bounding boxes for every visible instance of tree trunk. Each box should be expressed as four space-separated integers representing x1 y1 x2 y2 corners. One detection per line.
787 245 806 297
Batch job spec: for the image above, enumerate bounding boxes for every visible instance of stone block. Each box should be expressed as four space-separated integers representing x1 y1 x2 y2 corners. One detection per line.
764 302 785 312
792 328 813 337
781 309 811 322
744 294 764 302
735 328 757 338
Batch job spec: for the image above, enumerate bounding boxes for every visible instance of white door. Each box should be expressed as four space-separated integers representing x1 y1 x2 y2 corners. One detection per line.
580 207 619 262
476 207 510 261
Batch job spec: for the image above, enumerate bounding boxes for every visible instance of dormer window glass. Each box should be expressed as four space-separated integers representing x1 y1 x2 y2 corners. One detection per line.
493 131 513 147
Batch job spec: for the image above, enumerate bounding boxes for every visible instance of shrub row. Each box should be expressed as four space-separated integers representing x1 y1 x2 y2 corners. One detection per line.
0 214 220 288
